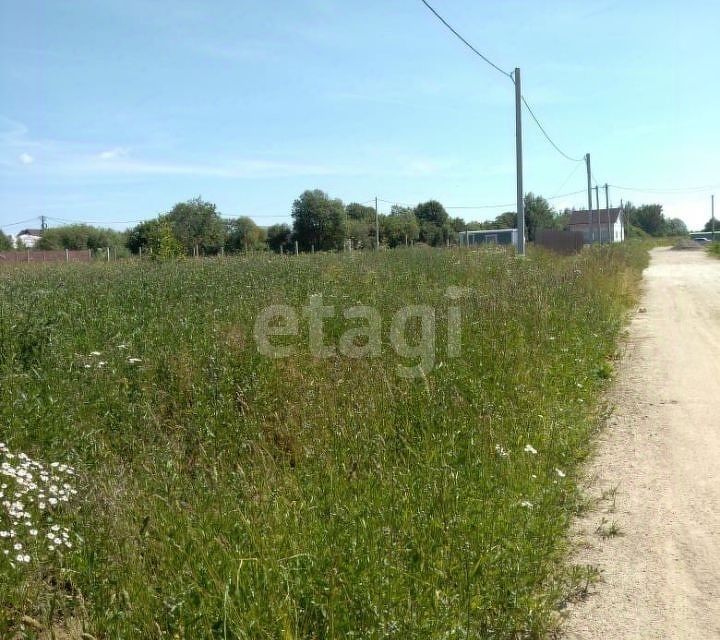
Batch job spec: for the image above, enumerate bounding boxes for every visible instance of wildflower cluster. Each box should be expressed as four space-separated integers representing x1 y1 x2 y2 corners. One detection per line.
82 347 142 370
0 442 78 567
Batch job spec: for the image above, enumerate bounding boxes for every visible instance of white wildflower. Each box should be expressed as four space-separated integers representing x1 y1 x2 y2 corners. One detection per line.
555 468 566 478
520 500 533 508
523 444 537 455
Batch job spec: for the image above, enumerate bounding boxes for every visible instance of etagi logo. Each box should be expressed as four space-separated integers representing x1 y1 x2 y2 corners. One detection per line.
253 286 470 378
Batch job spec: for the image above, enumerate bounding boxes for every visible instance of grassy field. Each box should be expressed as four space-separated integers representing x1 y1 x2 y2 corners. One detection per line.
0 244 648 638
708 241 720 258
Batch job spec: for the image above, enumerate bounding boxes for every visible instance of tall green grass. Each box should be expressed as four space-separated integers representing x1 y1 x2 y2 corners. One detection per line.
0 244 648 638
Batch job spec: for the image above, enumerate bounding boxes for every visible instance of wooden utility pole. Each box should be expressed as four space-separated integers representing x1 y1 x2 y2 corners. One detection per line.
594 185 601 243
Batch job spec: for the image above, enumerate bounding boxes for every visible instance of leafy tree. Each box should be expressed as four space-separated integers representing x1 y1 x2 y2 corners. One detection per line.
126 216 183 257
523 193 556 241
0 232 13 251
266 223 291 253
226 217 266 252
126 219 162 254
381 206 420 248
153 220 184 258
291 190 345 251
347 218 374 249
414 200 449 227
664 218 688 236
167 197 225 254
414 200 450 246
630 204 665 236
703 218 718 233
36 224 126 251
345 203 378 249
493 211 518 229
346 203 375 221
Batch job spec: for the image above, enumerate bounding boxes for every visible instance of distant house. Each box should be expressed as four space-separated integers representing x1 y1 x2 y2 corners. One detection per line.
567 208 625 244
458 228 519 247
15 229 43 248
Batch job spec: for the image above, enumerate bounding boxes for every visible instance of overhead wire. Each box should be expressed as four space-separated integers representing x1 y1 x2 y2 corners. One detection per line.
418 0 512 79
419 0 584 166
609 183 719 194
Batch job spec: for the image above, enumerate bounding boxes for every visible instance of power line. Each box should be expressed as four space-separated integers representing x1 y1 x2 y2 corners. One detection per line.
551 163 583 198
609 183 720 194
520 96 584 163
0 217 41 230
418 0 512 79
418 0 584 166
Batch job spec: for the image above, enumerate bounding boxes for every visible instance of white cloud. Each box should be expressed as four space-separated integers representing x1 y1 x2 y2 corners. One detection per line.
98 147 129 160
19 152 34 164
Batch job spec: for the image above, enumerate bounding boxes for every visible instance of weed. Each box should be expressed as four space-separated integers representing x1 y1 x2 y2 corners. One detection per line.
0 243 648 637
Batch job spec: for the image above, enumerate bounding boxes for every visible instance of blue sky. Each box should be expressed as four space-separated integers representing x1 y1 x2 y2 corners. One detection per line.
1 0 718 234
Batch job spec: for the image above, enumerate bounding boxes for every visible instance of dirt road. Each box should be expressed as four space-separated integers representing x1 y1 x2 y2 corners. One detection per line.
563 247 720 639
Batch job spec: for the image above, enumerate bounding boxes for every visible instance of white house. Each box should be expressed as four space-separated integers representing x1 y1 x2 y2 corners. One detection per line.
567 208 625 244
15 228 43 248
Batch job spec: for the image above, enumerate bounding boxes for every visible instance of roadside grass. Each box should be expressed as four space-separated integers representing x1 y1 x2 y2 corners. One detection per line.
0 243 648 638
708 242 720 258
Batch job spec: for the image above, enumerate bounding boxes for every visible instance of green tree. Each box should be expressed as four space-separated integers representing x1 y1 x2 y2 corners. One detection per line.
126 216 183 257
291 190 345 251
345 203 378 249
266 223 291 253
226 217 266 252
167 197 225 254
414 200 450 246
630 204 665 236
703 217 718 233
153 220 184 258
0 232 13 251
492 211 518 229
346 203 375 221
347 218 374 249
664 218 688 236
36 224 125 251
381 206 420 248
523 193 556 241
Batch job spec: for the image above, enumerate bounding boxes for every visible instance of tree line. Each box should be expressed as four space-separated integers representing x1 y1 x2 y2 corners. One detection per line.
1 190 707 256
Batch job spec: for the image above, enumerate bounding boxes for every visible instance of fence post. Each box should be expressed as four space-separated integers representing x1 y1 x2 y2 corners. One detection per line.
66 248 69 263
295 240 299 255
107 247 110 262
27 249 30 263
88 249 92 261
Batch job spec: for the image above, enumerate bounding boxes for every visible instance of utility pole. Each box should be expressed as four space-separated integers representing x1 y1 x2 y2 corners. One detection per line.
605 183 611 243
375 197 380 250
594 185 600 243
514 68 525 255
41 215 48 231
713 195 716 240
585 154 593 243
620 198 626 241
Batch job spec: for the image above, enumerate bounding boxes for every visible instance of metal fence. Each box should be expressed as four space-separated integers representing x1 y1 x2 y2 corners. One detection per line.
0 249 93 263
535 230 585 255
